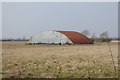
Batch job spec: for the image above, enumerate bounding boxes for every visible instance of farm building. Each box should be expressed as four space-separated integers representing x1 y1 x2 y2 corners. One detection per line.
28 31 93 44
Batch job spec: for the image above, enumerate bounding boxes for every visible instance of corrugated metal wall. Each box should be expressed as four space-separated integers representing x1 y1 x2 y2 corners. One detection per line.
31 31 70 44
56 31 93 44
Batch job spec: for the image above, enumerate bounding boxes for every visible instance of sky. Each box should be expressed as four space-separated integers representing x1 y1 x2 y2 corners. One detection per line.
2 2 118 39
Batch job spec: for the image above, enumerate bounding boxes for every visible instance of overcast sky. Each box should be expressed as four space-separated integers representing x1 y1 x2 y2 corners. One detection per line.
2 2 118 39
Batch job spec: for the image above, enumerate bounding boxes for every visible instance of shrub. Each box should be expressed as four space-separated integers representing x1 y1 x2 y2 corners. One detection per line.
91 38 112 43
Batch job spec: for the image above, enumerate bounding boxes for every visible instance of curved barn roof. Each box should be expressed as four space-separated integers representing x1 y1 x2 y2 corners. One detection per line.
56 31 93 44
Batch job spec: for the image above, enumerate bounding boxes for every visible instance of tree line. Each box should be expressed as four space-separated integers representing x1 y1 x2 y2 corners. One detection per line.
1 30 119 42
81 30 119 42
1 37 29 41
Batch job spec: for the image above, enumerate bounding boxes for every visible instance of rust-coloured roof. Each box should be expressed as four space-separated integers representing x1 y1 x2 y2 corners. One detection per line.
56 31 93 44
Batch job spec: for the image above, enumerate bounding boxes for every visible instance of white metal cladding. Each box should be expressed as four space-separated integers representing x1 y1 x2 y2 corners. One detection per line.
31 31 71 44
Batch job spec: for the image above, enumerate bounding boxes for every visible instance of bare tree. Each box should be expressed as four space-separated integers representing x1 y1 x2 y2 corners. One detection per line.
81 30 90 36
22 36 26 40
100 31 108 38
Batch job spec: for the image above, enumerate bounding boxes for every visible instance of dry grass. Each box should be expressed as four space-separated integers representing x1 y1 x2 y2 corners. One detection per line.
1 41 118 78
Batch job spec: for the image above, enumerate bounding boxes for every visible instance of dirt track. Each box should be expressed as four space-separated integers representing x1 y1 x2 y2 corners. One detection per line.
2 41 118 78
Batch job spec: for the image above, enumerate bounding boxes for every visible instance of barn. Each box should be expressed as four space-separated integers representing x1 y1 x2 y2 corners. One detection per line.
28 31 93 44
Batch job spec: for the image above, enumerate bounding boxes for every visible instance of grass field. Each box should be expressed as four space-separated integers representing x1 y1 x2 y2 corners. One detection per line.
2 41 118 78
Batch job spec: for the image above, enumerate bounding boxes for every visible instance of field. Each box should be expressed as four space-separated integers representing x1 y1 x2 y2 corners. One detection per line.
2 41 118 78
